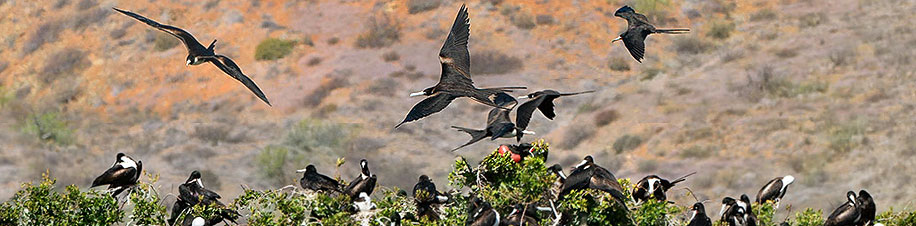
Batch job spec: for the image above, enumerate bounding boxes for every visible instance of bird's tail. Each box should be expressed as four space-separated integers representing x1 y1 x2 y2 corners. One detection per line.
655 28 690 34
670 172 697 185
207 40 217 51
451 126 488 152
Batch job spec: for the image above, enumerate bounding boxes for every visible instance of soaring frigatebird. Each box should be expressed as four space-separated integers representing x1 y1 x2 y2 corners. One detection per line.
611 5 690 62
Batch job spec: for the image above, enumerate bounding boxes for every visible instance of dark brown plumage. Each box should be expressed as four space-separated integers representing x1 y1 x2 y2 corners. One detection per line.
451 105 535 151
112 8 271 106
632 172 695 203
91 153 142 198
611 5 690 63
297 165 342 193
515 90 594 142
557 156 627 208
345 159 377 200
397 4 524 128
824 191 860 226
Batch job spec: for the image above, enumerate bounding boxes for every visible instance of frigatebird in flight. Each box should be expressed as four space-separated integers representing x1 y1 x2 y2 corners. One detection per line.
397 4 524 128
515 90 594 141
611 5 690 63
113 8 271 106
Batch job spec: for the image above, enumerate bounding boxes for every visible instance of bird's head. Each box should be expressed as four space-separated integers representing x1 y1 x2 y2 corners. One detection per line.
115 153 126 162
187 170 202 185
847 191 858 205
691 202 706 214
410 87 434 97
360 159 371 176
296 165 317 173
419 175 430 182
614 5 635 18
857 190 872 203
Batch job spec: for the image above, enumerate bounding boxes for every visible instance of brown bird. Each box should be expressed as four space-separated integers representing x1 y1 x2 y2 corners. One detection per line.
611 5 690 62
557 156 627 208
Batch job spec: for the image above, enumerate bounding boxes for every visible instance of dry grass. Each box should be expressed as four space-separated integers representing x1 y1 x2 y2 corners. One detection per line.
470 50 523 75
22 21 63 55
612 134 642 153
40 48 89 84
672 36 713 55
607 57 630 71
594 109 620 127
706 19 736 40
407 0 440 14
355 15 401 49
303 75 349 107
382 51 400 62
558 122 595 149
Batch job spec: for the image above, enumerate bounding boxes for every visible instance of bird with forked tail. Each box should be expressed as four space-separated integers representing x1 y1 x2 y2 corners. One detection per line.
112 8 271 106
611 5 690 63
397 4 525 128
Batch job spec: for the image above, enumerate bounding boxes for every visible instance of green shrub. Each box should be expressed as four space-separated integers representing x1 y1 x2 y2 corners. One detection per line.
753 201 777 226
255 38 297 61
257 145 290 184
0 174 123 225
707 20 736 39
613 134 643 153
877 208 916 226
794 208 824 226
2 139 914 225
284 119 354 153
22 111 75 145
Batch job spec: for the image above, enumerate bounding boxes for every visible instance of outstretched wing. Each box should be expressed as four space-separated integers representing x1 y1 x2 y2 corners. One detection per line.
206 55 271 106
438 4 473 84
622 30 648 63
112 8 206 52
396 93 458 128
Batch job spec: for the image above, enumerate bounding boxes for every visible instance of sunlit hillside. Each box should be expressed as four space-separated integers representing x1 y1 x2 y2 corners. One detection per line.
0 0 913 218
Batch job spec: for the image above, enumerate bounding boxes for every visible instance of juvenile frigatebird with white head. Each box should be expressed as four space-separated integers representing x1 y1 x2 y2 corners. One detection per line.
824 191 860 226
755 175 795 208
632 172 696 203
91 153 142 198
346 159 378 200
112 8 271 106
397 4 525 128
611 5 690 63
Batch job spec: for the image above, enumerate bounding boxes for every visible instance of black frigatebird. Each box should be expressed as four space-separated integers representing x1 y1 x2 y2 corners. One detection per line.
611 5 690 63
113 8 271 106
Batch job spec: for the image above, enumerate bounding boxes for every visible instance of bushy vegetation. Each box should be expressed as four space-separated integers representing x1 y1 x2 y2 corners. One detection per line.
355 15 401 49
21 111 75 145
470 50 524 75
2 140 915 225
407 0 440 14
255 38 297 61
613 134 643 153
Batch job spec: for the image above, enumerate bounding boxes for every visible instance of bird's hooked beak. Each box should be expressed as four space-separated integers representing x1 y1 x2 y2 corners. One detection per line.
611 36 622 43
517 95 529 99
409 91 426 97
522 130 536 135
295 168 308 173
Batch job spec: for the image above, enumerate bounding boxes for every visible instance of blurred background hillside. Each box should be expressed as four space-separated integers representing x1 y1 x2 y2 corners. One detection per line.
0 0 913 216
